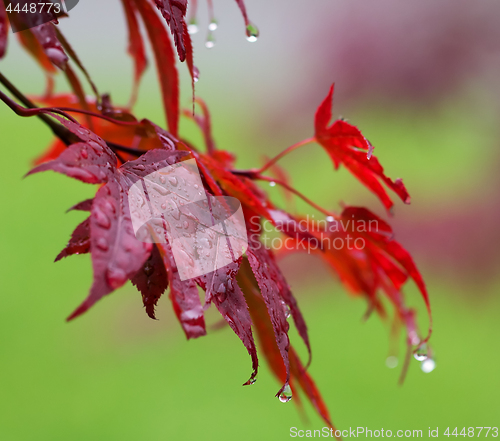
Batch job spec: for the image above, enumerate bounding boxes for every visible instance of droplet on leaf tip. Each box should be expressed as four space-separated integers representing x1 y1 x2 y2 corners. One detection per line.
205 33 215 49
246 23 259 42
208 19 218 31
269 181 276 187
278 384 292 403
188 20 199 34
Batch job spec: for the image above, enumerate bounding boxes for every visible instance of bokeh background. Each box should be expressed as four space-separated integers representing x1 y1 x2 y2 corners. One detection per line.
1 0 499 439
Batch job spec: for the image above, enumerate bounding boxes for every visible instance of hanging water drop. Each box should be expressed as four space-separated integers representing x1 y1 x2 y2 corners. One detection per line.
269 181 276 187
246 23 259 42
421 358 436 373
188 19 199 34
193 66 200 83
208 19 218 31
413 344 428 361
326 215 335 222
205 32 215 49
278 384 292 403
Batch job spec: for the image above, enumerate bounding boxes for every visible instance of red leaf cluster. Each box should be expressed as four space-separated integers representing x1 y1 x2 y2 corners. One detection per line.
0 0 432 430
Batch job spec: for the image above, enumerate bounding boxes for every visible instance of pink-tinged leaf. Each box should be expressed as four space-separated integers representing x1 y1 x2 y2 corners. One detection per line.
121 0 148 105
27 135 116 184
154 0 188 61
314 85 410 212
134 0 180 136
120 148 189 179
55 217 90 262
157 241 206 338
0 2 8 59
131 244 169 320
30 23 68 69
196 260 259 385
67 198 93 213
67 177 153 320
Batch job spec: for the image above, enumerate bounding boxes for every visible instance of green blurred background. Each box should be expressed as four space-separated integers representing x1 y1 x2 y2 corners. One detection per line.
1 0 499 439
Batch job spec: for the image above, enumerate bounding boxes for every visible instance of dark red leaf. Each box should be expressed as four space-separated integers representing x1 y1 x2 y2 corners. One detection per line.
246 240 291 395
26 116 117 184
67 198 93 213
154 0 188 62
55 217 90 262
196 260 259 385
315 85 410 212
30 23 68 69
157 241 206 338
131 243 169 320
67 176 153 320
134 0 180 136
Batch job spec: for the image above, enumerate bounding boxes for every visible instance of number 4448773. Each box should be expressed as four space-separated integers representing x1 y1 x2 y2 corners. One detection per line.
444 428 498 437
5 3 62 14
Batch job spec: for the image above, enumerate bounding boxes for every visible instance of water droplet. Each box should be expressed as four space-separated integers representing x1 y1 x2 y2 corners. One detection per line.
94 208 111 229
421 358 436 373
269 181 276 187
161 203 167 210
80 148 88 159
205 32 215 49
183 220 189 229
193 66 200 83
216 283 227 302
278 384 292 403
413 344 428 361
208 19 218 31
160 176 166 184
326 216 335 222
246 23 259 42
168 176 178 187
143 262 154 277
188 19 198 34
385 356 398 369
96 237 109 251
106 267 127 289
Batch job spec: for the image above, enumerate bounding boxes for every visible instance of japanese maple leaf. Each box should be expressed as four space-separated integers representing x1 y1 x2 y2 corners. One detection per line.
27 114 188 319
315 85 410 212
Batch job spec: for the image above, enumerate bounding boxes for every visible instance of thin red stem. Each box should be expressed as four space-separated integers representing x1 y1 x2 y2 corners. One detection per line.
256 174 334 217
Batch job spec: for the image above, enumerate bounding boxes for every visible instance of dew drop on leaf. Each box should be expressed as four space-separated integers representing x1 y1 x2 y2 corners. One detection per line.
278 384 292 403
96 238 109 251
188 19 198 34
208 19 218 31
205 32 215 49
413 344 428 361
246 23 259 42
